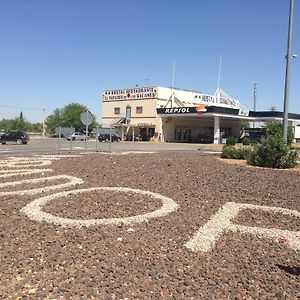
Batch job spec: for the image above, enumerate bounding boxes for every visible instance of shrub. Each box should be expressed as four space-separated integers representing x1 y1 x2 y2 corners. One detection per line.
221 145 251 160
242 137 251 146
265 122 294 145
250 139 259 145
247 134 298 169
226 136 236 146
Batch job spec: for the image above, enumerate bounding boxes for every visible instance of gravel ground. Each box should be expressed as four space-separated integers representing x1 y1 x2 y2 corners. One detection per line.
0 152 299 299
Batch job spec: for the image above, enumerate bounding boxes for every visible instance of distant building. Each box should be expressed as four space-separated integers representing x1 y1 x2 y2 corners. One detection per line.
101 86 300 143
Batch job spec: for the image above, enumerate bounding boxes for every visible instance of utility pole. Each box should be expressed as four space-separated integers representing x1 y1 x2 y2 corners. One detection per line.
217 55 222 104
42 108 46 138
283 0 294 142
171 60 175 108
253 83 257 128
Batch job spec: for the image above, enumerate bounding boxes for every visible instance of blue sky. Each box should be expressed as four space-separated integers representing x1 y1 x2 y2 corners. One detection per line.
0 0 299 123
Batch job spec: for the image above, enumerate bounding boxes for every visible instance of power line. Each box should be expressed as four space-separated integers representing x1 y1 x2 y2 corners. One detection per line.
0 105 44 111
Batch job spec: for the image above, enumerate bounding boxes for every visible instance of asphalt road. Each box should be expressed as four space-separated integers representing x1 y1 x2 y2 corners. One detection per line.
0 138 223 155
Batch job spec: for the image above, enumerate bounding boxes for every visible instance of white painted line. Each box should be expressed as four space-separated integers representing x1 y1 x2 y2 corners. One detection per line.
185 202 300 252
21 187 179 227
98 151 158 155
0 175 83 196
34 154 81 158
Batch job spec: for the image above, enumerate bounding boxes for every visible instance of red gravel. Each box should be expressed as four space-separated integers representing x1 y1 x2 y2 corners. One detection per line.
44 190 162 219
0 152 299 299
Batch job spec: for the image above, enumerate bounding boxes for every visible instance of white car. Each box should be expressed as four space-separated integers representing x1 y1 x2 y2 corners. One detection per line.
66 132 89 141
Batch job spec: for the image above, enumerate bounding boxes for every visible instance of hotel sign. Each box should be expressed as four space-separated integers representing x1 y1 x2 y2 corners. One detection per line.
103 87 157 101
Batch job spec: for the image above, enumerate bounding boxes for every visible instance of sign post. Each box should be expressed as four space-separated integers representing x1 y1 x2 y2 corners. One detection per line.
80 111 93 151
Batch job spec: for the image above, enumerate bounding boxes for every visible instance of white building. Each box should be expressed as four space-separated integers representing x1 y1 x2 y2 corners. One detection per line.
102 86 300 143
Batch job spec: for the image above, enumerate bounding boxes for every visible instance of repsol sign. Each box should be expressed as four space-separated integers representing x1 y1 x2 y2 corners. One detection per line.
157 107 197 114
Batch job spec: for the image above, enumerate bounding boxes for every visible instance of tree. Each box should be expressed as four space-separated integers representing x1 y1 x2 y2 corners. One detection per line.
16 111 26 131
45 108 62 133
46 103 98 133
247 122 297 169
241 120 250 128
0 115 42 132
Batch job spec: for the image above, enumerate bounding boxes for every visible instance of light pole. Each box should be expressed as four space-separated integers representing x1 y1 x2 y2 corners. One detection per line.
283 0 294 142
253 83 257 128
42 108 46 138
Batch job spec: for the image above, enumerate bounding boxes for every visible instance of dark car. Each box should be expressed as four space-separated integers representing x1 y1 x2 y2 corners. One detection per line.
0 131 29 145
98 133 121 142
239 128 266 142
197 134 214 144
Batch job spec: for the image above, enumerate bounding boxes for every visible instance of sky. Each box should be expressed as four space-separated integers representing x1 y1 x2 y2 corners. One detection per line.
0 0 299 123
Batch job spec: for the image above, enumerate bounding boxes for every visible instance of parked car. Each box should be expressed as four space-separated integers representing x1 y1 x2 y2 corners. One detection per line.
0 131 29 145
197 134 214 144
66 132 89 141
98 133 121 142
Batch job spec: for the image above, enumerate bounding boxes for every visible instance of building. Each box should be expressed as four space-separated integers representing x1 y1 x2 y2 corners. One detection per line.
102 86 300 143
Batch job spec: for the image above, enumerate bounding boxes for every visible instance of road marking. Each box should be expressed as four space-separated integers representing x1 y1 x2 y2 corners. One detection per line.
185 202 300 252
97 151 158 155
21 187 179 227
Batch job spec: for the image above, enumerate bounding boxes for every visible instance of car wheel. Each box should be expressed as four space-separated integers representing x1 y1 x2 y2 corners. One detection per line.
16 139 23 145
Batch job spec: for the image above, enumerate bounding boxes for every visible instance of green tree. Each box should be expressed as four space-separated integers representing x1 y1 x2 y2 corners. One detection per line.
45 108 62 133
265 122 294 145
240 120 250 128
15 111 27 131
247 122 297 169
0 118 15 132
46 103 98 133
0 115 43 133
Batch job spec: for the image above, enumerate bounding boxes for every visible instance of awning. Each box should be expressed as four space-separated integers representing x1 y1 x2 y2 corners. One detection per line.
110 117 126 125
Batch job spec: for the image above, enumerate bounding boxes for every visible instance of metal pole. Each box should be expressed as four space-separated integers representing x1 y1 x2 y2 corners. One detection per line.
85 111 88 151
217 55 222 104
70 127 73 152
253 83 257 128
171 60 175 108
58 126 61 153
109 124 112 153
283 0 294 142
42 108 46 138
96 127 99 152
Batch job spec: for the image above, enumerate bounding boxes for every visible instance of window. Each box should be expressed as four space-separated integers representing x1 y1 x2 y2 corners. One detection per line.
136 106 143 114
114 107 120 114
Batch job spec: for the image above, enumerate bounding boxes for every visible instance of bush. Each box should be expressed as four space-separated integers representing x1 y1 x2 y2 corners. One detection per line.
247 134 298 169
221 145 251 160
265 122 294 145
226 136 236 146
242 137 251 145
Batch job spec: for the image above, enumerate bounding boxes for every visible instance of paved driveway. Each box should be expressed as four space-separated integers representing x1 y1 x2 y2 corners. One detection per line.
0 137 223 155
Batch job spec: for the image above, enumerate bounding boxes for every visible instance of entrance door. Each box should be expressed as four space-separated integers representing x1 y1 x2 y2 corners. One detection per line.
175 128 192 142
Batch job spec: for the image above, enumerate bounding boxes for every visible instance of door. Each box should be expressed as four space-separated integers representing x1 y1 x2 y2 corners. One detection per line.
175 128 192 142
